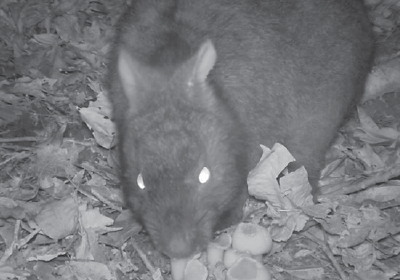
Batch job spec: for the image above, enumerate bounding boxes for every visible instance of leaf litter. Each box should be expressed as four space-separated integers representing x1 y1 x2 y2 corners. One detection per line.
0 0 400 280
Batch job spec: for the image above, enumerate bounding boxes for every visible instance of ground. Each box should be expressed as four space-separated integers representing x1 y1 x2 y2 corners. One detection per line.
0 1 400 280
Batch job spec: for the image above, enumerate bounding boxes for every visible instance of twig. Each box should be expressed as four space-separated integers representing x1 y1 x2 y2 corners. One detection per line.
0 152 31 166
342 164 400 195
74 181 123 212
302 231 348 280
91 189 123 212
0 145 33 151
129 237 164 280
0 220 21 266
0 137 43 143
17 228 41 249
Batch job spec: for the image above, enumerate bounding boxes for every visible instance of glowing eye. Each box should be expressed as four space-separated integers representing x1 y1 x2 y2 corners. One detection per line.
198 167 210 184
137 173 145 190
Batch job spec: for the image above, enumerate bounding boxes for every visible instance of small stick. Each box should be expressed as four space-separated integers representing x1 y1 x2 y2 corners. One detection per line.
0 220 21 266
129 237 164 280
343 164 400 195
302 231 348 280
0 137 42 143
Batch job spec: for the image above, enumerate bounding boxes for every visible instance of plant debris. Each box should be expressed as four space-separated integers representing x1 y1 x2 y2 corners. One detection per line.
1 0 400 280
